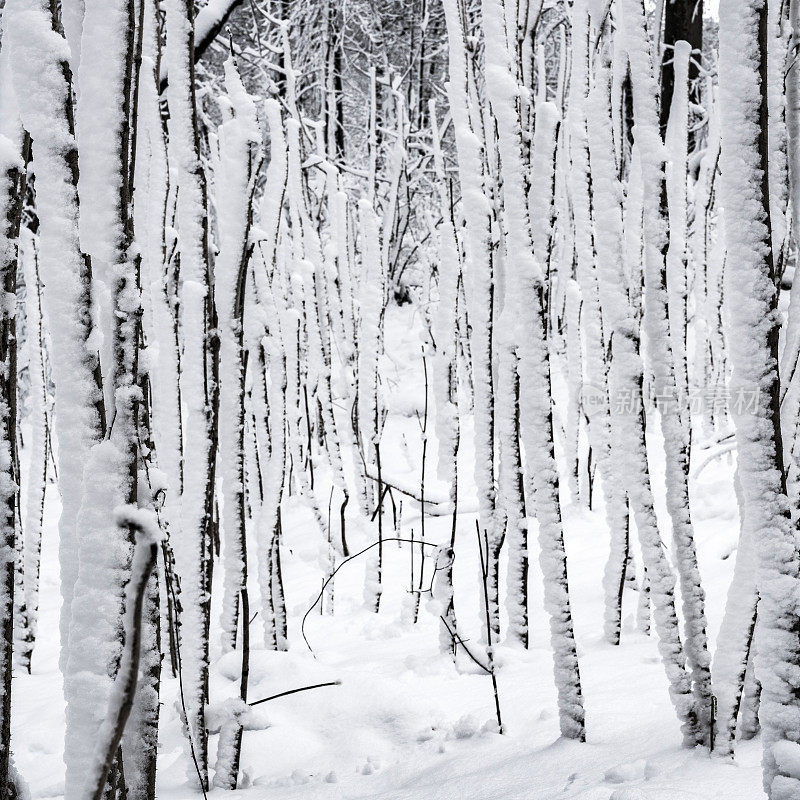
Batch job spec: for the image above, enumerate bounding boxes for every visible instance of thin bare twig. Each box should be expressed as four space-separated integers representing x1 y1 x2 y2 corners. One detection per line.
301 537 438 655
249 680 342 707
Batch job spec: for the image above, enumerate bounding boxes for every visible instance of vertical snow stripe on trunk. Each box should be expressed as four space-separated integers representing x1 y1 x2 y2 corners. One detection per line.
478 0 584 736
719 0 800 794
66 0 140 796
0 68 25 800
216 57 261 656
164 0 214 784
586 51 631 648
619 0 710 745
441 0 498 639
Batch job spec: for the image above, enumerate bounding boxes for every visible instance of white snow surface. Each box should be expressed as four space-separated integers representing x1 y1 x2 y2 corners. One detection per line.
11 307 762 798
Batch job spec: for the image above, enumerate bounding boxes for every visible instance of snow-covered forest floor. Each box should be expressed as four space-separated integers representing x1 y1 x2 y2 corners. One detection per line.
12 307 759 800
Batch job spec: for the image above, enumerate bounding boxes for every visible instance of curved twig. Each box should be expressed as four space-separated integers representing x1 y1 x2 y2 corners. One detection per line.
301 537 439 654
439 617 491 674
249 680 342 707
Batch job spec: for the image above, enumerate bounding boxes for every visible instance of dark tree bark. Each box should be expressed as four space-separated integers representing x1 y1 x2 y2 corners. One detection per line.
159 0 246 91
324 0 346 163
659 0 703 137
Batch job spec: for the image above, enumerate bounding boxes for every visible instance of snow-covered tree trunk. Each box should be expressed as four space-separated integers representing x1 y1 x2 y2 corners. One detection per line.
584 52 631 648
767 0 789 275
586 34 698 746
476 0 584 737
518 280 585 741
563 280 583 505
122 569 160 800
689 80 721 432
64 0 141 795
19 229 47 674
719 0 800 794
0 38 33 686
711 484 757 756
250 98 288 651
664 39 691 437
12 499 27 680
164 0 215 784
262 318 288 650
783 0 800 519
299 125 348 507
134 0 182 679
216 57 261 655
568 0 608 489
213 57 261 788
619 0 711 745
122 355 163 800
497 344 528 647
357 198 387 613
570 5 629 646
740 645 762 742
0 55 26 800
441 0 498 637
85 510 159 800
6 1 134 796
430 98 460 657
6 0 107 688
485 42 529 644
323 170 363 535
137 0 183 589
281 121 333 562
252 231 290 651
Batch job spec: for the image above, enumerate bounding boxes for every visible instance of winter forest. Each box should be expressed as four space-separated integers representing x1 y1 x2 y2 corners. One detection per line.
1 0 800 797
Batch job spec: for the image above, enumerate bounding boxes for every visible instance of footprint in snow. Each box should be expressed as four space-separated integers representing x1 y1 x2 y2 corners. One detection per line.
608 790 648 800
604 759 647 784
361 756 381 775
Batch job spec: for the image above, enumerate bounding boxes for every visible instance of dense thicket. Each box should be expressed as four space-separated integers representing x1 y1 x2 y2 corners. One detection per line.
1 0 800 798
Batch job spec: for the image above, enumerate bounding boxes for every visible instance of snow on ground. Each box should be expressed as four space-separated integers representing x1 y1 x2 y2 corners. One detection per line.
11 306 761 799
